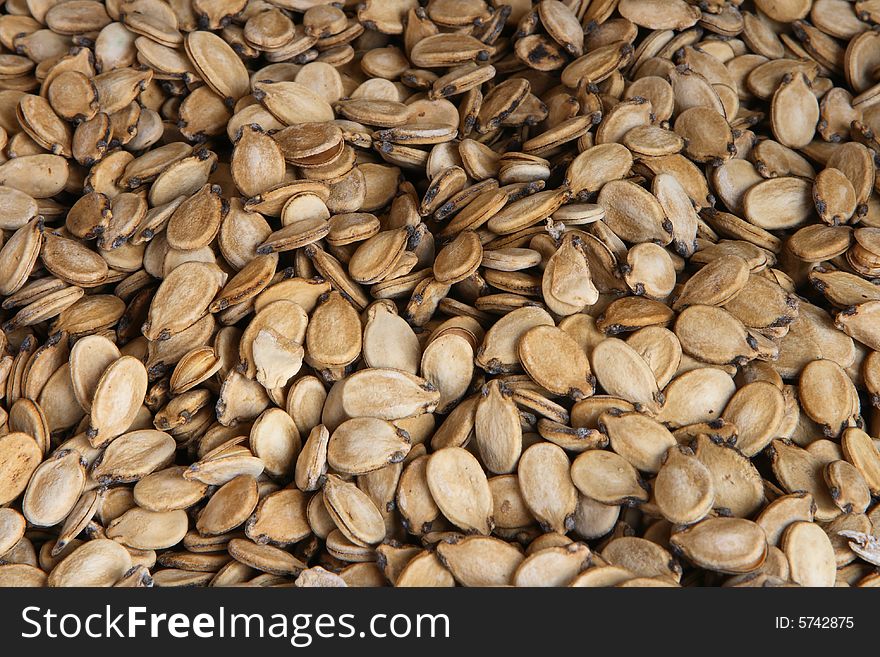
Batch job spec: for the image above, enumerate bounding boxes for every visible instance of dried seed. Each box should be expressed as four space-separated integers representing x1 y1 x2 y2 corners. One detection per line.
0 432 42 506
771 73 819 148
769 439 840 522
22 449 85 527
246 489 310 547
670 517 767 574
600 536 681 582
426 446 493 535
782 520 836 587
841 427 880 495
323 474 386 546
591 338 662 413
88 356 148 447
518 442 577 534
571 449 648 506
598 179 670 246
250 408 301 478
519 325 593 400
474 380 522 475
328 417 411 476
721 381 785 457
196 474 259 537
744 177 814 230
133 466 209 513
48 539 131 587
91 429 175 484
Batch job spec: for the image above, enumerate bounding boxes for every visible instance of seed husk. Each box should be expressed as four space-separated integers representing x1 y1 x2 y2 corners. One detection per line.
328 417 411 475
600 411 676 474
841 427 880 496
294 424 330 493
523 325 594 398
227 538 306 576
323 473 386 546
246 488 311 547
798 359 858 437
0 508 26 557
654 445 716 525
249 408 301 478
744 177 814 230
824 460 871 515
0 433 43 506
474 380 522 475
47 539 132 587
756 492 815 547
133 466 210 513
518 442 578 534
514 543 592 587
542 233 600 315
427 446 493 535
106 507 190 551
769 439 841 522
670 517 768 574
570 449 648 506
22 449 86 527
435 535 524 587
601 536 681 582
693 434 765 518
197 474 259 537
91 429 175 484
782 520 836 587
590 338 662 414
721 381 785 457
88 356 148 448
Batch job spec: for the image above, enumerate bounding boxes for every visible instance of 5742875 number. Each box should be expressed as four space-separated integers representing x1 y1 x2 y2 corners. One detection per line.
775 617 854 629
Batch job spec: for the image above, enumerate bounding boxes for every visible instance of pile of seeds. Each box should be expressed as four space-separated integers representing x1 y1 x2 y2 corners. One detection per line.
1 0 880 589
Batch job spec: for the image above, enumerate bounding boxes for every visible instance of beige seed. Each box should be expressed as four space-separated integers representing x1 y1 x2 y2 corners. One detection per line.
22 449 85 527
426 447 493 535
518 325 594 400
670 517 768 574
601 536 681 582
47 539 132 587
570 449 647 506
841 427 880 495
514 543 592 587
769 439 841 522
328 417 411 475
721 381 785 457
474 380 522 475
782 521 836 587
590 338 662 414
106 508 189 550
133 466 209 513
0 432 43 506
88 356 148 448
246 489 310 547
694 434 765 518
654 445 715 525
323 474 386 546
600 411 676 474
517 443 577 534
249 408 301 478
435 535 523 587
756 492 815 547
197 474 259 537
91 429 175 484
